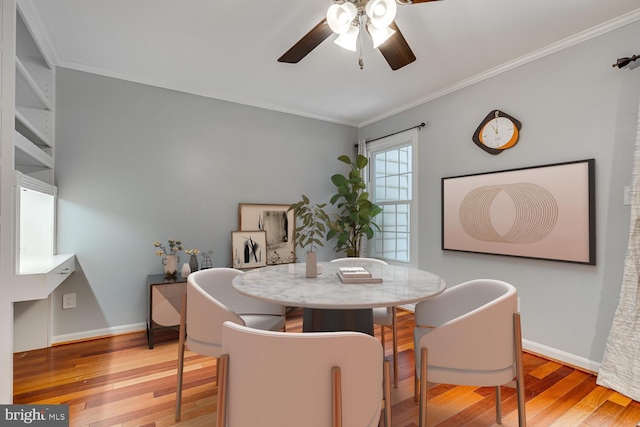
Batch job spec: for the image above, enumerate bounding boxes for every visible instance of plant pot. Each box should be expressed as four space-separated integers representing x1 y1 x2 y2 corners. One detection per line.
306 251 318 278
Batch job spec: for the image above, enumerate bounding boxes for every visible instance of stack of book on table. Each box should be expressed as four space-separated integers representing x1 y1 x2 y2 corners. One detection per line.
337 266 383 284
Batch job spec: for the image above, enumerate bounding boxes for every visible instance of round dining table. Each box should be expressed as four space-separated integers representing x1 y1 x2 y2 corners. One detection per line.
232 261 447 335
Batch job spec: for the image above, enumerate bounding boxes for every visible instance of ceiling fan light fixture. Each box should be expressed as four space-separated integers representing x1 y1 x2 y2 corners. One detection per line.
334 24 359 51
327 2 358 34
365 0 397 29
368 23 395 48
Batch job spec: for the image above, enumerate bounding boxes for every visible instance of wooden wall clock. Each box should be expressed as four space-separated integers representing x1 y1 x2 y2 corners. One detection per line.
472 110 522 155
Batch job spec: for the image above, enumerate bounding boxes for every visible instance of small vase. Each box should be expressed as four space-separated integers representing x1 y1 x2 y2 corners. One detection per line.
305 251 317 278
181 263 191 279
162 254 179 279
189 254 199 272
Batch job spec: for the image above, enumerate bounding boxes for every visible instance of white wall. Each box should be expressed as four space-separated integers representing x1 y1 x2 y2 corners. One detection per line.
359 20 640 370
51 68 357 340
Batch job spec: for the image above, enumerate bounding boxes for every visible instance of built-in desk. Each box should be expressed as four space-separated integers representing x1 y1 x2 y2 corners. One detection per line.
146 274 186 349
12 253 76 302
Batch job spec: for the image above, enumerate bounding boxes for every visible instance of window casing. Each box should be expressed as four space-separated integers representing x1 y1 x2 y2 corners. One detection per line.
366 129 418 266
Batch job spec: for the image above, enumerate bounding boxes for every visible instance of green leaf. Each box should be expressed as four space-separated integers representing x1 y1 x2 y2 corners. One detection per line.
355 154 368 169
331 174 348 187
337 155 352 164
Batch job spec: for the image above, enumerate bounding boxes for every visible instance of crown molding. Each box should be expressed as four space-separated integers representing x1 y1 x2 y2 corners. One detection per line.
358 8 640 128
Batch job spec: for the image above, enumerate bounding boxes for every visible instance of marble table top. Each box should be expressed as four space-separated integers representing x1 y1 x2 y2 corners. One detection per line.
232 261 447 309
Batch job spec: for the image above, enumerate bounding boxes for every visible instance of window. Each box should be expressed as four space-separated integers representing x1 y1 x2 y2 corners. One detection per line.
366 129 418 266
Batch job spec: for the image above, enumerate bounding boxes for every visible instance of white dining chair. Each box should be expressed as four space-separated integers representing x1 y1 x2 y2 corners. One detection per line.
414 279 526 427
217 321 391 427
175 268 286 421
330 257 399 388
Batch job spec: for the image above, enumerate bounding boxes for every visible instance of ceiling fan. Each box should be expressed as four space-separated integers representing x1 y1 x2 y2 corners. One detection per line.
278 0 440 70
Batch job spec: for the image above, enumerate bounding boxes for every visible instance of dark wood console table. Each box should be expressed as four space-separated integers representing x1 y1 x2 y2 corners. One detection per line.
146 274 187 349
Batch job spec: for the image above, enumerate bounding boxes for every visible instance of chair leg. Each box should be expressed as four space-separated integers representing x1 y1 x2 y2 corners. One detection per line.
216 354 229 427
380 323 386 353
419 347 428 427
175 294 188 422
383 359 392 427
391 307 398 389
215 357 220 386
495 386 502 424
514 313 527 427
332 366 343 427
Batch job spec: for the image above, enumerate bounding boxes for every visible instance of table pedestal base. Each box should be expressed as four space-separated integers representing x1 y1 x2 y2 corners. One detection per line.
302 308 374 336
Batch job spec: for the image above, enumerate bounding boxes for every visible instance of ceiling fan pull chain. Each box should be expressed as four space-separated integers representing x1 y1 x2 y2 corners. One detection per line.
358 13 365 69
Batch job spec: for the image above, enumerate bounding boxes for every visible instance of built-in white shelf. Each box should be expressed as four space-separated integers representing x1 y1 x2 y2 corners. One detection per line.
15 57 52 110
15 109 52 148
14 130 53 170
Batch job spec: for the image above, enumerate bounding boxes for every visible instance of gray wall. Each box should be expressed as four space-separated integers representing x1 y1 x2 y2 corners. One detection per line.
52 69 357 337
51 19 640 368
359 20 640 367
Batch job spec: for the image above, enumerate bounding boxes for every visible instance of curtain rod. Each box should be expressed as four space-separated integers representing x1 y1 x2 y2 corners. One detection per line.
355 122 426 147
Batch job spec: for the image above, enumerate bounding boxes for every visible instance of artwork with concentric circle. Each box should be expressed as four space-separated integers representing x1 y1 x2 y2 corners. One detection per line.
442 160 595 264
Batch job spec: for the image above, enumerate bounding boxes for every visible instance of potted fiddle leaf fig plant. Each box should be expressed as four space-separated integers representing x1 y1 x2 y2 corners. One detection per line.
326 154 382 257
288 195 329 277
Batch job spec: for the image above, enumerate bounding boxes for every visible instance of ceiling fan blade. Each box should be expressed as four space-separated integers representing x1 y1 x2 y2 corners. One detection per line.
397 0 441 4
377 21 416 70
278 19 333 64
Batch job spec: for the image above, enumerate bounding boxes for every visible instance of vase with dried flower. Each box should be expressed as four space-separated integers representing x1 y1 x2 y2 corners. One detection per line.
153 239 184 279
185 249 200 272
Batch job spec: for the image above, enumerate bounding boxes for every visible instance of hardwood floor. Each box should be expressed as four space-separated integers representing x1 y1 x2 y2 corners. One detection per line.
13 308 640 426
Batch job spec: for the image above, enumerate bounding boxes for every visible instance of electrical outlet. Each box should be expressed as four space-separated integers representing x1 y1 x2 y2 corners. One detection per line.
62 293 76 310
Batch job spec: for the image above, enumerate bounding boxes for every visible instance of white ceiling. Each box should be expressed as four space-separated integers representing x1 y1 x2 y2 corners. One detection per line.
28 0 640 127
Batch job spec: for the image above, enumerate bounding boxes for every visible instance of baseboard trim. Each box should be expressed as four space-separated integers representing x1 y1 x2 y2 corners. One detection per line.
52 322 146 346
400 305 601 374
523 339 601 374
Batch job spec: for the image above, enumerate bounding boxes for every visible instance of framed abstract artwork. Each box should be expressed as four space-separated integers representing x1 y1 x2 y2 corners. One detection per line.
231 230 267 269
238 203 295 264
441 159 595 265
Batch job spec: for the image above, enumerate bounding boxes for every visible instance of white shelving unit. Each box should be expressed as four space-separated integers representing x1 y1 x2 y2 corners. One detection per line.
9 2 75 356
14 7 54 184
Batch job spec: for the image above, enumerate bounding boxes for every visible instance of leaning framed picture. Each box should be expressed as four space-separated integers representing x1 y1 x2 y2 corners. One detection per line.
231 230 267 269
238 203 295 265
442 159 595 265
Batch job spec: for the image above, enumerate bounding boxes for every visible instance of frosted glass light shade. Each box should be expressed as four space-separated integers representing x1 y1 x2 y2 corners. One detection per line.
365 0 396 29
334 24 359 51
327 2 358 34
369 24 395 48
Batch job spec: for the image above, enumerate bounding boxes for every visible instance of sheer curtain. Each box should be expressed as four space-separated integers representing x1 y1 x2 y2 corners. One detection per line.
358 138 367 163
597 97 640 401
